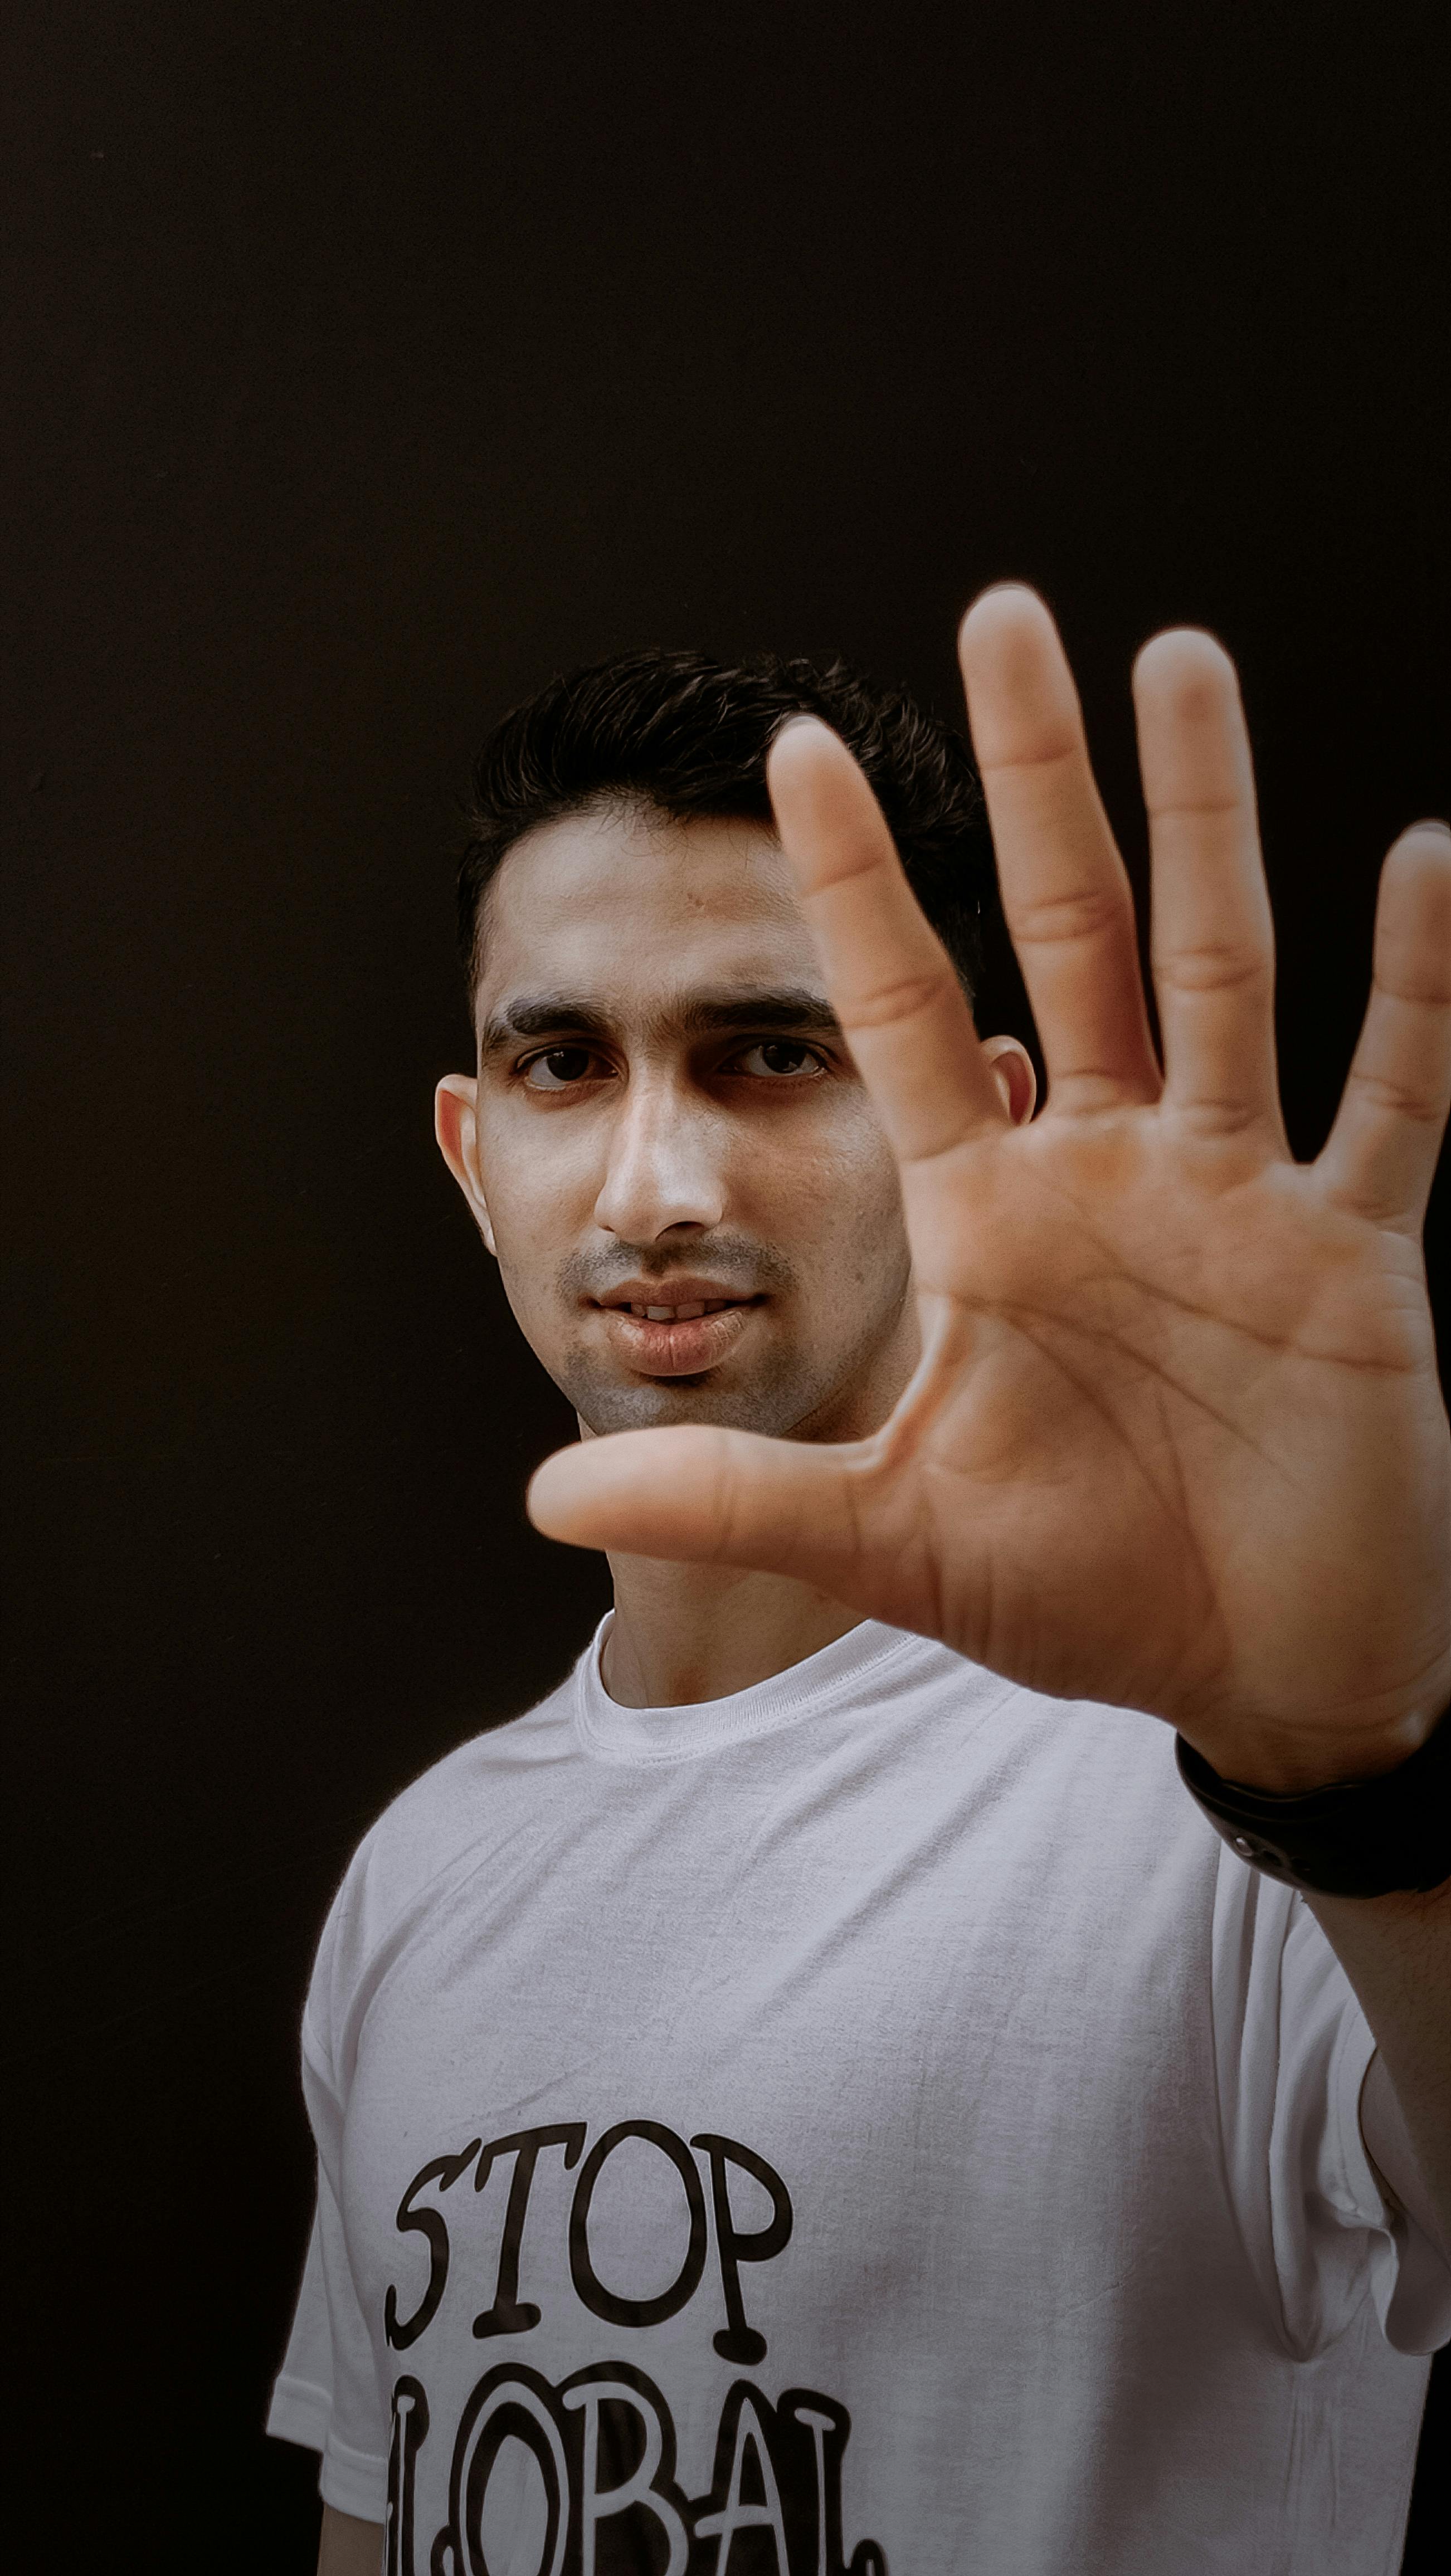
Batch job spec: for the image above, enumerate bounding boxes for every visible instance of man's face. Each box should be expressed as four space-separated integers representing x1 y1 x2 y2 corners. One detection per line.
437 801 921 1445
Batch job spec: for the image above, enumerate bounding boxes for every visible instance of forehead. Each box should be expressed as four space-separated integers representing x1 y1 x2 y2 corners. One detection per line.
476 805 821 1017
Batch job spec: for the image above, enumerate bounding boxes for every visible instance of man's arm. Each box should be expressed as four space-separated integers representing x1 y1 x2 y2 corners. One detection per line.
318 2505 384 2576
527 586 1451 2247
1318 1885 1451 2256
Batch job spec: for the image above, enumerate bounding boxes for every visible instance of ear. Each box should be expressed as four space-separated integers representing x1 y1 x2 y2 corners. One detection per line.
980 1034 1038 1126
435 1074 498 1256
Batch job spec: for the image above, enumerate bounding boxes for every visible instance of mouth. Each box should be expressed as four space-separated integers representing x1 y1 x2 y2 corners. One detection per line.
590 1284 765 1378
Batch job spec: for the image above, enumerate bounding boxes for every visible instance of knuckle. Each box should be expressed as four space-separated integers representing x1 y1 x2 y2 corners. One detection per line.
1346 1066 1445 1125
1153 939 1268 998
980 735 1082 779
1374 963 1451 1011
1008 881 1129 950
1174 1095 1269 1140
846 968 956 1033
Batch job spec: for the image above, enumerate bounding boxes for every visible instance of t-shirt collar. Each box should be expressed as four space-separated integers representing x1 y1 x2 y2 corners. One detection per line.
571 1609 942 1765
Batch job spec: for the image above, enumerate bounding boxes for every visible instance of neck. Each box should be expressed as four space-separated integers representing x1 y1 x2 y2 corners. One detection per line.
587 1291 919 1710
601 1552 863 1707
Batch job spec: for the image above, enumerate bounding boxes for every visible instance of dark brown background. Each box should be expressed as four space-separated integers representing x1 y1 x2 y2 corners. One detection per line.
3 2 1447 2565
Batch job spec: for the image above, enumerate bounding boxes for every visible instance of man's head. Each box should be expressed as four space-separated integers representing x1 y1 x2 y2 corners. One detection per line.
436 649 1033 1446
455 648 994 1006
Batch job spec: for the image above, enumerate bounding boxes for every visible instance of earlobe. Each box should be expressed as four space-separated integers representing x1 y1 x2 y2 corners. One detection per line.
981 1036 1038 1126
434 1074 498 1256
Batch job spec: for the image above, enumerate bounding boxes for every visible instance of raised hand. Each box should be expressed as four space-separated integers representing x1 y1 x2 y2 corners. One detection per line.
529 587 1451 1789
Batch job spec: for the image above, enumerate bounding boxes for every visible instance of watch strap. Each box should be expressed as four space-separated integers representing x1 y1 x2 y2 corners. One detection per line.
1175 1710 1451 1899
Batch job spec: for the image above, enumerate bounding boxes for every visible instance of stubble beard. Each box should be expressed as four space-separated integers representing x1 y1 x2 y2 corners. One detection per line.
546 1274 916 1446
555 1334 827 1440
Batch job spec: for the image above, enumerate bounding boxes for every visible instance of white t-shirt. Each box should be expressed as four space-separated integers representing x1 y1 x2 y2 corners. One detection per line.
268 1617 1449 2574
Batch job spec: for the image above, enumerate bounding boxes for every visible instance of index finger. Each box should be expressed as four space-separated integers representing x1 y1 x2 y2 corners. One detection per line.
765 717 1004 1164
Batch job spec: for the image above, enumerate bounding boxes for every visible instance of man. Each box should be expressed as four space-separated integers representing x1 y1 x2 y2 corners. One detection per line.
267 586 1451 2575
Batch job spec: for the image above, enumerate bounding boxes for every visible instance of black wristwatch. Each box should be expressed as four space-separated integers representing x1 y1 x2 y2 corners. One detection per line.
1175 1707 1451 1899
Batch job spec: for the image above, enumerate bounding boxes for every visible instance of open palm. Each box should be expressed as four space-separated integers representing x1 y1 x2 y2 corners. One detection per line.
530 588 1451 1786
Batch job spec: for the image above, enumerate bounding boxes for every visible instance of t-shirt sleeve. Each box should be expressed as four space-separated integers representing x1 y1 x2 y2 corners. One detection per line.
1212 1850 1451 2359
265 1875 392 2521
266 2196 334 2457
266 2148 389 2517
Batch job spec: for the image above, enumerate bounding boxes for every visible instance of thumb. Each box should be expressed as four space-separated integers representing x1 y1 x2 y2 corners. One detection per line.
527 1420 868 1587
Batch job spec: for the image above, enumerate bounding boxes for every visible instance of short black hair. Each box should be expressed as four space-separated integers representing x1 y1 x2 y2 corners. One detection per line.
457 647 994 1009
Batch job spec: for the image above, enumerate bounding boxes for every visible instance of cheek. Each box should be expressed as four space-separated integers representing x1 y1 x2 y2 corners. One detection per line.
746 1114 907 1270
474 1176 573 1334
476 1120 594 1255
815 1099 903 1204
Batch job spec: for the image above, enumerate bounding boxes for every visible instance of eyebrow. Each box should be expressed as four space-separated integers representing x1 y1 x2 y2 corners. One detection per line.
478 984 844 1060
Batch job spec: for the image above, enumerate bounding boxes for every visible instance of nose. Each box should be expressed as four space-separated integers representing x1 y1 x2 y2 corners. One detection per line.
592 1072 727 1242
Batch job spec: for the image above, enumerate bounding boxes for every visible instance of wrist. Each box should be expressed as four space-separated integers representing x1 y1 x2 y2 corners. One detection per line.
1186 1714 1435 1798
1184 1664 1451 1797
1175 1696 1451 1900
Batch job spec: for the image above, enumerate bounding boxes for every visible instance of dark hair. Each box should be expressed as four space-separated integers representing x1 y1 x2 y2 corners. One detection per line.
457 646 994 1007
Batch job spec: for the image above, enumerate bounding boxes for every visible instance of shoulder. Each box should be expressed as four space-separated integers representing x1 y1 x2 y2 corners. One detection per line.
303 1660 583 2053
363 1666 580 1876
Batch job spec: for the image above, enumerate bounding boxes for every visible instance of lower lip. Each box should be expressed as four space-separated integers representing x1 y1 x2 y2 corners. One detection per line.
597 1301 761 1377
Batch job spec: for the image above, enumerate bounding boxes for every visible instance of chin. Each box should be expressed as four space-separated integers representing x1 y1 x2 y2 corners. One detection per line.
560 1360 822 1443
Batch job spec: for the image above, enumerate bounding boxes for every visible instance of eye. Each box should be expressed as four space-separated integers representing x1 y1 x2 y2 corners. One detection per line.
519 1046 610 1091
727 1040 825 1080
